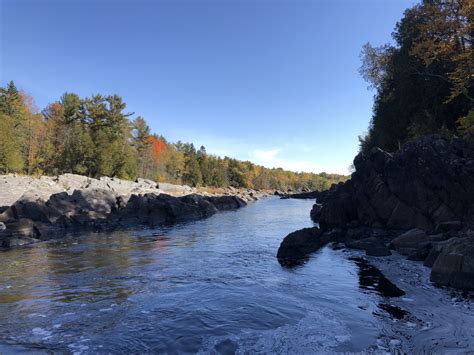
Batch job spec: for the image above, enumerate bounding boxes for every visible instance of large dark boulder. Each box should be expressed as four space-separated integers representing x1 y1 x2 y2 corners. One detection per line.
161 194 207 221
430 237 474 290
390 228 430 255
0 193 62 224
277 227 332 262
205 196 247 210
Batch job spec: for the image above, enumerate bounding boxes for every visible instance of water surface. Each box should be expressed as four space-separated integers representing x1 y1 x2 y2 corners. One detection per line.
0 198 420 353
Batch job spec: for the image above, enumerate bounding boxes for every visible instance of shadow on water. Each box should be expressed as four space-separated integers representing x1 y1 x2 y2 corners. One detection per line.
349 256 412 322
349 257 405 298
277 256 309 268
377 303 409 319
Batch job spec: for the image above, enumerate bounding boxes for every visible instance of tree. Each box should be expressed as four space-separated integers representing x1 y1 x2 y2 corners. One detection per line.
227 158 247 188
0 114 23 173
0 80 348 189
181 143 202 186
132 116 152 176
410 0 473 103
359 0 473 153
197 145 212 185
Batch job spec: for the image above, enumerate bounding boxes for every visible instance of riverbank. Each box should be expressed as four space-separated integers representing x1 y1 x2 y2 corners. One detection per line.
0 174 272 248
277 135 474 291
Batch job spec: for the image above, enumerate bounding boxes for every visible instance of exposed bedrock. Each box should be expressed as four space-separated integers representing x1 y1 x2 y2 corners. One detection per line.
0 190 247 248
278 135 474 290
313 135 474 230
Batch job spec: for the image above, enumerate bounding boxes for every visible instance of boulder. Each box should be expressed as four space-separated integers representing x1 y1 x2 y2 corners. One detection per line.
1 236 39 248
406 244 432 261
277 227 331 262
0 192 62 224
430 237 474 290
366 244 392 257
310 203 322 222
1 218 39 238
206 196 247 211
160 194 206 222
390 228 430 255
345 237 391 257
434 221 463 233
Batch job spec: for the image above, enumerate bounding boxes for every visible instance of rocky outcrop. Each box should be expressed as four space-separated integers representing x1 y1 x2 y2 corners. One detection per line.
0 174 268 248
313 135 474 230
0 192 248 248
278 135 474 290
430 237 474 290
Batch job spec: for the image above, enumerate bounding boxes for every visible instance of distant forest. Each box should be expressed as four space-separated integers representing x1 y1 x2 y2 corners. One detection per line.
0 82 346 191
359 0 473 152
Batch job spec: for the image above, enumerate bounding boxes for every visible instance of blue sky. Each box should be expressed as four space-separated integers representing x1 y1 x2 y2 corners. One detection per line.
1 0 415 174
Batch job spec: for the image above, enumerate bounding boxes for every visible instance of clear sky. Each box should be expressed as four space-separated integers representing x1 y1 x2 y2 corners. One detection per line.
1 0 415 174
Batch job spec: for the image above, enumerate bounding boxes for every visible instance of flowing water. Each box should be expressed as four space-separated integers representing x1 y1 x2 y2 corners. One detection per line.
0 197 472 354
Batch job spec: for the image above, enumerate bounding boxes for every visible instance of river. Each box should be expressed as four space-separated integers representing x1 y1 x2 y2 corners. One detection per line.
0 197 472 353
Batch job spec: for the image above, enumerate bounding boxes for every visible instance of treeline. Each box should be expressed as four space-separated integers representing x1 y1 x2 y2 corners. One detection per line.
359 0 473 153
0 82 346 191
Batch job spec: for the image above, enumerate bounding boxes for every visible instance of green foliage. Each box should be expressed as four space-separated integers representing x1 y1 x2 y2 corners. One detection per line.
0 114 24 173
0 81 347 190
359 0 473 153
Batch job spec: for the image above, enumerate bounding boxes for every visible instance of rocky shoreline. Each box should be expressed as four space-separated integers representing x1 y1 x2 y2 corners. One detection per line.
277 135 474 291
0 174 272 249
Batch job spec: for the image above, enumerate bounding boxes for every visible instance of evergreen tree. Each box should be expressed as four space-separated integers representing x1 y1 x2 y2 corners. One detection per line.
0 114 23 173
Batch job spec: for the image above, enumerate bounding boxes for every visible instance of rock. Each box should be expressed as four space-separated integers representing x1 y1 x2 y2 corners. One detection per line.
287 191 320 199
423 240 452 267
1 236 39 248
157 182 195 196
160 194 206 222
345 237 392 257
206 196 246 210
430 237 474 290
316 135 474 231
434 221 463 233
310 203 322 222
277 227 331 262
2 218 39 238
0 192 62 224
0 174 257 248
406 244 432 261
390 228 430 255
366 244 392 257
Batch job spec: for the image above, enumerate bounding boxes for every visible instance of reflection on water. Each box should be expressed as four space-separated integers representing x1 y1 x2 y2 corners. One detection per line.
0 198 394 353
349 257 405 298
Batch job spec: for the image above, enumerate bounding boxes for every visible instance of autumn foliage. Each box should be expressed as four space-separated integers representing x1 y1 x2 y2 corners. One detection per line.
0 81 347 190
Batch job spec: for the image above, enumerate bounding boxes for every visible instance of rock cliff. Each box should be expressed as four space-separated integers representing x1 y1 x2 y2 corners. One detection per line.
278 135 474 290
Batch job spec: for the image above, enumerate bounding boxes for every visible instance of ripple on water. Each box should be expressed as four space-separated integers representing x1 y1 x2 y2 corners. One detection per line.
0 198 473 353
